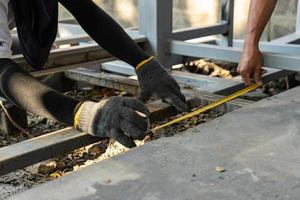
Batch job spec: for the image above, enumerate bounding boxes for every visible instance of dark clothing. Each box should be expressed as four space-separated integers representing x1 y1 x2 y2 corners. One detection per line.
0 58 80 125
12 0 148 69
12 0 58 69
0 0 149 125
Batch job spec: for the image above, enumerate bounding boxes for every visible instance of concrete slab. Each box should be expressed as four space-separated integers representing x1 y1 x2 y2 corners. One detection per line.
9 86 300 200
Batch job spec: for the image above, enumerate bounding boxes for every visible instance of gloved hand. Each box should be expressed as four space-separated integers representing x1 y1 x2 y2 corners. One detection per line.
74 97 150 148
136 57 189 113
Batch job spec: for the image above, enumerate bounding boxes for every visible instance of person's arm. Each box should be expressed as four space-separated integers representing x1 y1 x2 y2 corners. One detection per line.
237 0 278 85
58 0 189 113
0 59 149 148
0 0 148 147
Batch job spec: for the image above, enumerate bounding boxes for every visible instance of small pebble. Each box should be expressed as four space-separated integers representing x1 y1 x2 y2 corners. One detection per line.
215 166 226 173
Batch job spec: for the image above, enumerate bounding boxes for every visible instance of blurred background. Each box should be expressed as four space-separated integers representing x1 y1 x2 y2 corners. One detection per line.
58 0 297 41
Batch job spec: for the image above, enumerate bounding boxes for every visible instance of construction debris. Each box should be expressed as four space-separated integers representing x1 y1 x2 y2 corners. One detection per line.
184 59 234 79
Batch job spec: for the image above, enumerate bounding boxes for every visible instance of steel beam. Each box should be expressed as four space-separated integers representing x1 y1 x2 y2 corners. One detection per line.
100 60 292 94
65 68 139 95
55 34 92 46
220 0 234 46
172 22 228 41
296 0 300 33
169 40 300 72
12 33 146 74
269 32 300 44
233 39 300 55
0 128 100 176
138 0 173 66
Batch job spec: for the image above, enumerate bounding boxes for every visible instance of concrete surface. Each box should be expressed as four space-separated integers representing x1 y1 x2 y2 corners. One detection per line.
0 184 25 200
8 86 300 200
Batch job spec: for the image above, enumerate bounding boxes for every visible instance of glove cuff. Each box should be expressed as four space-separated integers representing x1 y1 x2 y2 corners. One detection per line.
74 100 107 135
135 56 155 71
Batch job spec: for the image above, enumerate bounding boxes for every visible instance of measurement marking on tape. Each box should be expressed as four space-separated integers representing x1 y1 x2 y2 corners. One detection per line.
151 84 261 132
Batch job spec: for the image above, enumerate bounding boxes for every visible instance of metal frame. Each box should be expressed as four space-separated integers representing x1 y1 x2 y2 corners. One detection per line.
137 0 300 72
98 0 294 95
138 0 235 67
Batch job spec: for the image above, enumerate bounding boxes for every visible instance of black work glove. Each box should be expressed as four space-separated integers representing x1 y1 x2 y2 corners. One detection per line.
74 97 150 148
136 57 189 113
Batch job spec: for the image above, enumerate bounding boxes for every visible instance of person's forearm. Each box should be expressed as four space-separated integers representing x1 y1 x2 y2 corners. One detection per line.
0 59 80 125
244 0 278 48
59 0 149 67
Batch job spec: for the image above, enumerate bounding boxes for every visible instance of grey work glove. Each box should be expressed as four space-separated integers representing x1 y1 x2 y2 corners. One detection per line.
74 97 150 148
136 57 189 113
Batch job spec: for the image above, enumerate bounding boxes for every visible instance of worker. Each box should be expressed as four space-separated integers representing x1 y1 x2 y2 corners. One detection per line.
0 0 189 148
237 0 278 85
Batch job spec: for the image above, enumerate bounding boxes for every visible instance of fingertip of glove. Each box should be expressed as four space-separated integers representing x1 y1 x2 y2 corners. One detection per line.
125 140 137 148
178 103 190 113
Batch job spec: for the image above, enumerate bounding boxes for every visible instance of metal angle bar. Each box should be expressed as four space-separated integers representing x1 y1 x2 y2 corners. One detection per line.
215 70 293 95
269 32 300 44
138 0 173 66
0 128 100 176
296 0 300 33
55 28 144 46
65 67 256 108
99 60 292 94
65 69 139 94
220 0 234 46
101 61 136 76
172 22 228 41
98 61 234 92
233 39 300 55
171 69 293 95
169 40 300 72
55 34 92 46
32 58 114 77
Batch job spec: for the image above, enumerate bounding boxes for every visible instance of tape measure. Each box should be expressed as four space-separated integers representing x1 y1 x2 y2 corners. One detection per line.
151 84 261 132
